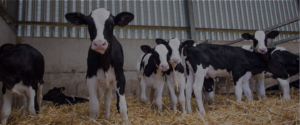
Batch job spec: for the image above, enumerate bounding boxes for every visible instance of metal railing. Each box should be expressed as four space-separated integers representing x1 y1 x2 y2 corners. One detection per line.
224 17 300 46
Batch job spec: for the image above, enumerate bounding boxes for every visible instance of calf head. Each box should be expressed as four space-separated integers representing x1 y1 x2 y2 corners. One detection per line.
141 44 170 71
43 87 65 101
65 8 134 54
204 77 214 92
156 38 182 66
263 49 289 79
181 40 196 57
242 30 279 54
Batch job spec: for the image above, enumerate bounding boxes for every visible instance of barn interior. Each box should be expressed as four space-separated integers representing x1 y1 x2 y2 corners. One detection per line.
0 0 299 124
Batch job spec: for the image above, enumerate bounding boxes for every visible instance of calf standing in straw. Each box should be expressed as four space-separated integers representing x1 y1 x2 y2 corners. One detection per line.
137 39 171 110
158 38 186 114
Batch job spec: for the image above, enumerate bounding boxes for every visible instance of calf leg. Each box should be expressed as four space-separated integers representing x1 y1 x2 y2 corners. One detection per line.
249 78 255 96
186 69 194 113
1 88 13 125
255 75 266 99
139 78 147 103
19 94 27 116
86 77 100 119
37 84 43 112
155 82 164 110
226 77 232 98
242 80 252 101
149 88 155 104
26 86 37 116
193 65 208 114
166 78 177 113
178 75 186 114
277 78 290 99
115 72 128 120
104 86 113 119
234 78 244 102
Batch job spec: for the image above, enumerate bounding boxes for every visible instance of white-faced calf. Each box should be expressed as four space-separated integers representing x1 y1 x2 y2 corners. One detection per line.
0 44 44 125
157 38 186 114
65 8 134 120
43 87 89 106
137 40 171 110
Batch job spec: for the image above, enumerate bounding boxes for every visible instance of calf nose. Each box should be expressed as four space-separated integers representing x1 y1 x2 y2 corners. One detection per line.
172 58 180 63
93 40 107 47
259 48 267 53
161 64 169 71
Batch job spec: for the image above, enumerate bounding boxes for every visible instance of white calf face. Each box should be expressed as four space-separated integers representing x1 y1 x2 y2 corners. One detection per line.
65 8 134 55
254 31 268 54
168 38 182 65
154 44 170 71
90 8 111 54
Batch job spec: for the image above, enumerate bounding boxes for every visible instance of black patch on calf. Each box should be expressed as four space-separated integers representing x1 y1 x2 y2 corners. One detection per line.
0 44 44 113
164 63 184 75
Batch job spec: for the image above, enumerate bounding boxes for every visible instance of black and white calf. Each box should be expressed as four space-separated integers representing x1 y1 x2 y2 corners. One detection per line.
225 30 280 100
65 8 134 120
248 47 299 99
43 87 89 106
159 38 186 114
0 44 44 124
183 40 288 114
137 40 171 110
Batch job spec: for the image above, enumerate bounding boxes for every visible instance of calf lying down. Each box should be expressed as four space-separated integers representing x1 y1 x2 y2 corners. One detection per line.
43 87 89 106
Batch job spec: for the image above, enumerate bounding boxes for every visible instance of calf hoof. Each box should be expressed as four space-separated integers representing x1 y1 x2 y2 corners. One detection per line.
182 111 187 114
188 110 192 113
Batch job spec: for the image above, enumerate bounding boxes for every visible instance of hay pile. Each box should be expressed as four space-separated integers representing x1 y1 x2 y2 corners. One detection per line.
3 88 299 125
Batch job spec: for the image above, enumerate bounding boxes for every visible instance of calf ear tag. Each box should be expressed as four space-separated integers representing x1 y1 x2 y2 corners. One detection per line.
60 88 64 93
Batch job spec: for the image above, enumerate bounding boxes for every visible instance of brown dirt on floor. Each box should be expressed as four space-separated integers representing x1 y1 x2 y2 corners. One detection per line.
3 88 300 125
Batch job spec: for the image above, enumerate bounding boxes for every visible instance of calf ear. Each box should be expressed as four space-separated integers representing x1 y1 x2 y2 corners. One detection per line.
0 44 15 57
65 12 88 25
182 40 195 47
114 12 134 27
267 31 279 39
241 33 253 40
290 57 299 65
155 38 167 45
140 45 152 54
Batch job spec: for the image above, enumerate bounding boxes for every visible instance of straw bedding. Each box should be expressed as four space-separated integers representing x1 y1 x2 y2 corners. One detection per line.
3 88 299 125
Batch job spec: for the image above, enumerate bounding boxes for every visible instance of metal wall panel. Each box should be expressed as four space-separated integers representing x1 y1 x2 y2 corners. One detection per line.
17 0 299 42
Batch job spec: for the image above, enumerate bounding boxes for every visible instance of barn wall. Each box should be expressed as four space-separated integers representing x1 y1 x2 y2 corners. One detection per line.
20 37 299 99
0 16 17 107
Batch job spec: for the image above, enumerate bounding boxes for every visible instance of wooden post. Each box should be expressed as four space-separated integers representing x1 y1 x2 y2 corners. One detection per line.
187 0 196 41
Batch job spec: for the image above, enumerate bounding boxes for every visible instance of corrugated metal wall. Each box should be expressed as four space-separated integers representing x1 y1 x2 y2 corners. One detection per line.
193 0 299 42
17 0 299 42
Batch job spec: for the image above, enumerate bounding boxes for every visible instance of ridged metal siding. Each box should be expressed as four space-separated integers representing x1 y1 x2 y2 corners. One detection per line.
193 0 299 42
17 0 299 42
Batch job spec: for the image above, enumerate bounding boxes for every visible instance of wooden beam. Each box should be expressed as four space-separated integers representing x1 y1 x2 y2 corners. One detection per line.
0 1 16 22
187 0 196 41
17 21 299 35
